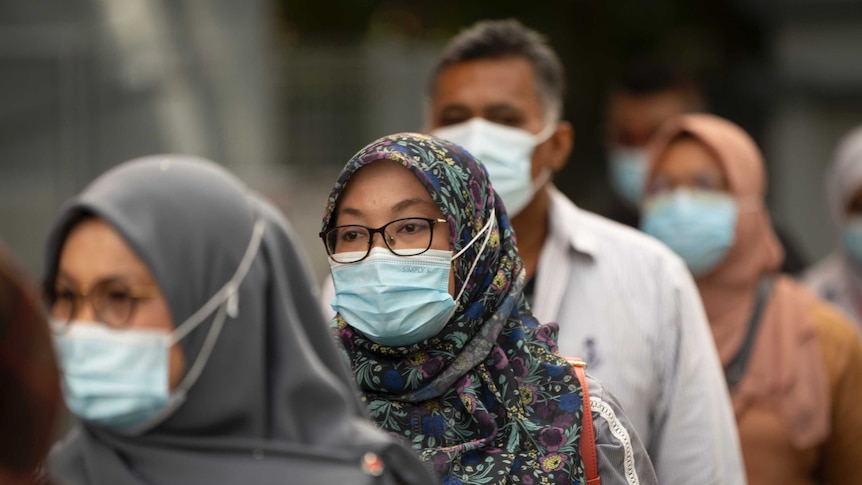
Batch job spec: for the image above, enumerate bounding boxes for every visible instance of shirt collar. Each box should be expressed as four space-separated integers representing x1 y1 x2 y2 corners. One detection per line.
546 185 599 258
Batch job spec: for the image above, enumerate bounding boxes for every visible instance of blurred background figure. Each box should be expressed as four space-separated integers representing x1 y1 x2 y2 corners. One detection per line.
43 155 434 484
4 1 862 283
0 246 62 485
804 125 862 330
601 57 705 227
600 56 809 274
642 113 862 485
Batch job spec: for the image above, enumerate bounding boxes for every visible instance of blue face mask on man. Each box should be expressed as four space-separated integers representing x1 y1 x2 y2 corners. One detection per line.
607 146 648 208
329 209 495 347
432 118 554 217
640 188 738 277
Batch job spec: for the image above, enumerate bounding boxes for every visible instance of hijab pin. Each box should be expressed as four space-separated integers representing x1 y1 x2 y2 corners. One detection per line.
360 452 385 477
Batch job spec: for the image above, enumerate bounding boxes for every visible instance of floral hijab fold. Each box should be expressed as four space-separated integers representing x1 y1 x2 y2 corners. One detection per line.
322 133 588 484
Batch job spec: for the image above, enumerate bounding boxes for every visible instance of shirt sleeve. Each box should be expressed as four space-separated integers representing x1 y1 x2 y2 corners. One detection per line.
587 375 658 485
650 257 747 485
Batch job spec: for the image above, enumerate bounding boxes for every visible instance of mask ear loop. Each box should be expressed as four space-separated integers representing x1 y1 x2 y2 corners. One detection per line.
534 122 557 146
126 218 266 435
452 207 496 304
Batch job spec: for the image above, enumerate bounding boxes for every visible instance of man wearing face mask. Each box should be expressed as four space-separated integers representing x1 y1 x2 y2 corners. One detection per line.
601 58 705 228
427 20 745 485
599 57 807 275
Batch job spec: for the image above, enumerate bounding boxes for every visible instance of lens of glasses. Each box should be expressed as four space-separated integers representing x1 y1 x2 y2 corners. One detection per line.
92 280 136 328
324 218 436 263
48 287 76 328
48 280 137 328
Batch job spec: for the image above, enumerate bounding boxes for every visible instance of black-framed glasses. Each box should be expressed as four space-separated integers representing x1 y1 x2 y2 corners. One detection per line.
46 278 156 331
320 217 447 264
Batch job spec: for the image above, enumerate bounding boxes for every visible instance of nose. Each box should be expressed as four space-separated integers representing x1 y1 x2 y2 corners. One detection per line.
73 295 97 323
370 229 395 250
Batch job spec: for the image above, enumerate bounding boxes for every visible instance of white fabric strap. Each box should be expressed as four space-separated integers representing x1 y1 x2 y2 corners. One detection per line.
171 218 266 344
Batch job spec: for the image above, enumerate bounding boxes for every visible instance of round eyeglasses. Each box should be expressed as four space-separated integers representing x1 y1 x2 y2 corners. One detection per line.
320 217 447 264
46 279 155 330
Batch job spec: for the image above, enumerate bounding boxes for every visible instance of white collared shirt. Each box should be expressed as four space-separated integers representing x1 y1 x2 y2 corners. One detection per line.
532 186 745 485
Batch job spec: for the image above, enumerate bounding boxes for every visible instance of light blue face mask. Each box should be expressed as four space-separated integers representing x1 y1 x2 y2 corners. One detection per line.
641 189 738 277
329 209 495 347
432 118 554 217
607 146 648 207
842 217 862 264
52 219 265 432
53 323 175 429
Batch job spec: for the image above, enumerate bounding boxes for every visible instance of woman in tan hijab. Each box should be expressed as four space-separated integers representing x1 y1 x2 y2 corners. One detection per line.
639 113 862 484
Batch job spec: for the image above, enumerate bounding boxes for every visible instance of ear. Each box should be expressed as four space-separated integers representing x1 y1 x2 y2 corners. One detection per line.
545 121 574 173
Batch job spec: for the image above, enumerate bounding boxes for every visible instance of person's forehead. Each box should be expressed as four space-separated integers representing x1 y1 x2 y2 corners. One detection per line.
432 57 542 111
609 90 689 124
657 138 724 174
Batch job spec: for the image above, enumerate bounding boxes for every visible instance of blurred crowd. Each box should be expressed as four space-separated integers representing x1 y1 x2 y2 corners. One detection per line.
2 16 862 485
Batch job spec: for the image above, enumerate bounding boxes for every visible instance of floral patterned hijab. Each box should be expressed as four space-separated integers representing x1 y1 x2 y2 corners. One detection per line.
322 133 588 485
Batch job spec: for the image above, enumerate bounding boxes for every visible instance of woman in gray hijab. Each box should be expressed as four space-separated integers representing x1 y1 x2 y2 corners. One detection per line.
43 155 435 485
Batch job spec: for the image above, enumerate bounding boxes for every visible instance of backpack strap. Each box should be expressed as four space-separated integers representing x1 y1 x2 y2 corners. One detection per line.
567 357 601 485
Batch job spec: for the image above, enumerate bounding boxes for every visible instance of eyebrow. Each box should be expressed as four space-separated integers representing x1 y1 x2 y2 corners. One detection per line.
54 270 149 288
483 102 522 114
392 198 439 214
338 197 440 219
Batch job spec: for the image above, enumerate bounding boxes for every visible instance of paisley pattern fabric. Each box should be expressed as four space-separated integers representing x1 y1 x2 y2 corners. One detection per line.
322 133 588 485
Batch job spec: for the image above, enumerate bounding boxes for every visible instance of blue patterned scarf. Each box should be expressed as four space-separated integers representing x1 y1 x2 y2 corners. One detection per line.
322 133 587 485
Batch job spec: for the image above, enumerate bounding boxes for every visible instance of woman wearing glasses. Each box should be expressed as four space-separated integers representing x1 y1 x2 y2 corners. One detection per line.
320 133 657 485
43 155 434 484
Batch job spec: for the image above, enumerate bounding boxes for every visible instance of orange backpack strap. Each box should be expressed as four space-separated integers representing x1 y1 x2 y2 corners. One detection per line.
566 357 601 485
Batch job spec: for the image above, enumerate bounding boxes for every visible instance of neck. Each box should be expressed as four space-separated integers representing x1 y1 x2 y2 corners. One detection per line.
695 273 761 363
511 187 551 280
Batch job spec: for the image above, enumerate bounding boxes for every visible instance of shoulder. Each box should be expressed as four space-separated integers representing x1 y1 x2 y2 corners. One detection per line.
807 291 862 378
47 427 87 484
802 253 844 292
548 188 689 276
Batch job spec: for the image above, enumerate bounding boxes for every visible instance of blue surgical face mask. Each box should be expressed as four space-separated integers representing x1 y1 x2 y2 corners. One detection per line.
329 209 495 347
607 146 648 207
640 189 738 277
53 323 175 429
52 219 266 432
432 118 554 217
842 217 862 265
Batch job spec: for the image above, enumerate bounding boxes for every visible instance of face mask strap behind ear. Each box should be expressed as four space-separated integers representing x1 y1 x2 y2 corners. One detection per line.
534 122 557 146
170 218 266 344
126 218 266 435
452 207 496 304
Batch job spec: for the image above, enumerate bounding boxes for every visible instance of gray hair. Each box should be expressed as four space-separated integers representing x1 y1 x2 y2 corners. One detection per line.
428 19 565 123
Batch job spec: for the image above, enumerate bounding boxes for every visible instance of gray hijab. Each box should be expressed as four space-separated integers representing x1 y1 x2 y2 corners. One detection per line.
44 155 435 485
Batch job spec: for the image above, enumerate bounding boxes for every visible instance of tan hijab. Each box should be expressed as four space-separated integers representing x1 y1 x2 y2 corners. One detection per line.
647 114 830 448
